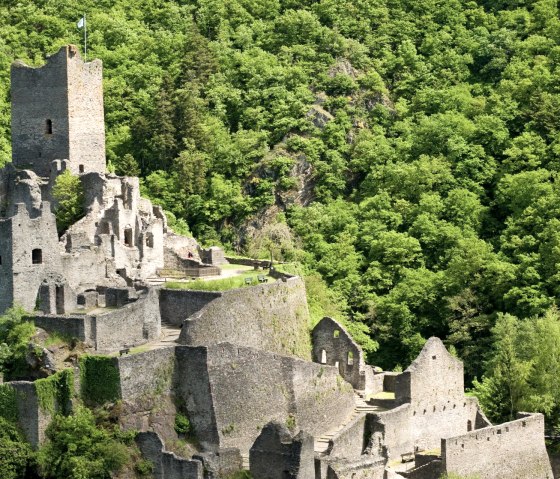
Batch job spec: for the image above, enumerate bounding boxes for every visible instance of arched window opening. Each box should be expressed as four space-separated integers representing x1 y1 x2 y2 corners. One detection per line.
45 119 53 134
320 349 327 364
146 232 154 248
347 351 354 366
333 329 340 338
467 420 472 432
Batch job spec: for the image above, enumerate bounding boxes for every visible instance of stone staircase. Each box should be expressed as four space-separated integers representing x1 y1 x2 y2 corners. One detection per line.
145 322 181 350
314 391 386 454
241 452 250 470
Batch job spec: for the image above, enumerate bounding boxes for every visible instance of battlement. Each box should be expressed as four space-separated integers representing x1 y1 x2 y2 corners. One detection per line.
11 45 106 177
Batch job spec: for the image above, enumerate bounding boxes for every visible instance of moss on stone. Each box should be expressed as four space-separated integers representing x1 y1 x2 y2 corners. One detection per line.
79 355 120 405
35 369 74 414
0 384 18 422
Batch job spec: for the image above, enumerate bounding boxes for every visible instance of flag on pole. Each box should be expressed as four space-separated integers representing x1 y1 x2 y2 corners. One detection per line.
77 17 85 28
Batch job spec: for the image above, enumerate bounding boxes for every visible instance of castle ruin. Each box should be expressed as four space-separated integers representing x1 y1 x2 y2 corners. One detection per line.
0 46 554 479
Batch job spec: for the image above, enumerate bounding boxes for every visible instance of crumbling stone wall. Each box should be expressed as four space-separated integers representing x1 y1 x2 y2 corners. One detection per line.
442 413 553 479
136 431 203 479
0 202 64 313
249 422 315 479
11 45 105 177
178 278 312 360
312 317 367 390
394 337 464 406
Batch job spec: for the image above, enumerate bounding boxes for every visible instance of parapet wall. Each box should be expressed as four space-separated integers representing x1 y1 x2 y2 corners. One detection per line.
442 413 553 479
178 277 312 360
32 287 160 352
159 289 222 326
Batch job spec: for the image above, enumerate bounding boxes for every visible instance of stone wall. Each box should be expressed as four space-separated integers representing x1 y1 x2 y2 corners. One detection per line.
174 346 220 451
312 317 366 390
9 381 54 448
11 45 105 177
395 337 464 406
178 277 312 360
32 314 95 345
442 413 553 479
93 287 160 352
136 431 203 479
203 343 355 453
159 289 222 326
249 422 315 479
328 415 369 461
0 202 64 313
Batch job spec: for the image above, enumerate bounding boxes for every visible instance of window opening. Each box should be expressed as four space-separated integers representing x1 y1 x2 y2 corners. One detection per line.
32 249 42 264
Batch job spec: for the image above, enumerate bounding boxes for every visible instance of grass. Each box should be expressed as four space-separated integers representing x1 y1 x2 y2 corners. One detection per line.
166 271 273 291
368 391 396 400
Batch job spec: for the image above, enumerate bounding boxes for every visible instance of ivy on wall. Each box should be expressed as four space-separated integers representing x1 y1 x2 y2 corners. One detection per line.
79 356 120 405
0 384 18 423
35 369 74 415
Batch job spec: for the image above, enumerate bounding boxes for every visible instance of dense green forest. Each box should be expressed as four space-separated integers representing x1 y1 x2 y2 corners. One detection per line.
3 0 560 433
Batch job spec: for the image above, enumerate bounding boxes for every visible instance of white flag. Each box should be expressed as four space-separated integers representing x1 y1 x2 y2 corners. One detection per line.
77 17 85 29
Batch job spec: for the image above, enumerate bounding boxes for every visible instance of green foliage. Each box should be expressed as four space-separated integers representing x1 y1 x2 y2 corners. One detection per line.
135 459 154 477
37 406 128 479
79 356 120 405
0 384 19 423
4 0 560 388
166 271 271 291
0 417 34 479
174 412 192 435
35 369 74 415
471 308 560 431
0 306 35 380
52 170 85 235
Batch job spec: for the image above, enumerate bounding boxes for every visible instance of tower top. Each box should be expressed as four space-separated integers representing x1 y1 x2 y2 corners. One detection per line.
11 45 106 177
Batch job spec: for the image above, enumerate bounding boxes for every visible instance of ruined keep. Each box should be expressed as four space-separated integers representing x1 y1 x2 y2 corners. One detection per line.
0 45 555 479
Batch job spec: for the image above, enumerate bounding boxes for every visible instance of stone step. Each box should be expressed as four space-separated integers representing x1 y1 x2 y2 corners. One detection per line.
240 453 250 470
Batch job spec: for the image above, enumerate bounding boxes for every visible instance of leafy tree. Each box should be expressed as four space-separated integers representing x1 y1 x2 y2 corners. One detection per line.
52 171 85 235
37 407 129 479
0 417 34 479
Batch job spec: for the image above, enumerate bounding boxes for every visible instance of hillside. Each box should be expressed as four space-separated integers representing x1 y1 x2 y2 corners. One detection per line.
3 0 560 428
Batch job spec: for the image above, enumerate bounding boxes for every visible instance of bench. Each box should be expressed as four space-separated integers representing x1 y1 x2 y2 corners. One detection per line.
244 277 254 285
119 348 130 356
257 275 267 283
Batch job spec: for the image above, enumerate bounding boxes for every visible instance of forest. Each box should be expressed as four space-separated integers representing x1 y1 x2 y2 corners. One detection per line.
2 0 560 461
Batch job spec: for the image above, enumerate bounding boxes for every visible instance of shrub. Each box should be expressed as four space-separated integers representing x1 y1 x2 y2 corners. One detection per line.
174 412 192 435
0 417 34 479
52 170 85 234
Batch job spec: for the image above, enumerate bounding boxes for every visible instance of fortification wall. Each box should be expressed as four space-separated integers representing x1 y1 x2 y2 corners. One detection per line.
291 359 355 437
10 381 54 449
178 277 312 360
117 347 176 401
442 413 553 479
328 414 369 460
312 317 366 390
93 287 160 352
203 343 355 453
32 314 95 345
174 346 220 451
0 216 14 313
370 404 412 459
116 347 177 442
159 289 222 326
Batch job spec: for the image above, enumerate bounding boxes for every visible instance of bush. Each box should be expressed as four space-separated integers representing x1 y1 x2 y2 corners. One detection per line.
79 356 120 405
0 417 34 479
37 406 128 479
174 412 192 435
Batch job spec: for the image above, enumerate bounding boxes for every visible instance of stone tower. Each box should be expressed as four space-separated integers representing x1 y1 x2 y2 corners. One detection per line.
11 45 106 177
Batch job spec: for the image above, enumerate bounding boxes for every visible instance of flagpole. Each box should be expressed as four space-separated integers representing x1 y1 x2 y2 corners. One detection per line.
84 13 87 61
